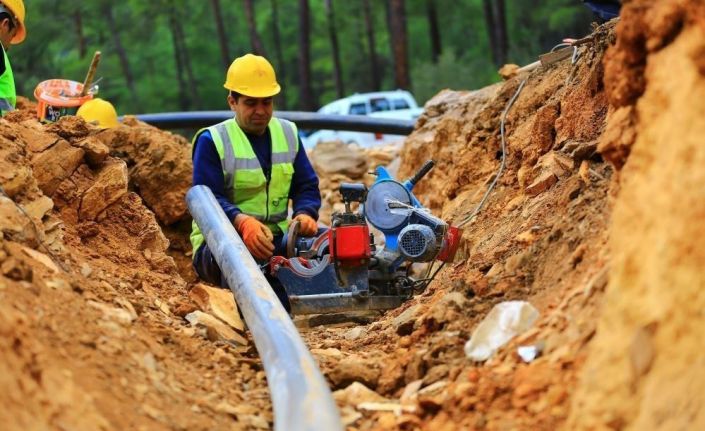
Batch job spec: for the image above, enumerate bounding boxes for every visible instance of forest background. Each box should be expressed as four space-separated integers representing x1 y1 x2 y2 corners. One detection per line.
13 0 598 115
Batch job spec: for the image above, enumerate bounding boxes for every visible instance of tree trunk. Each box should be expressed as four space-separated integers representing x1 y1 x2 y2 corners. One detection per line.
167 7 200 109
325 0 344 98
352 8 368 93
74 9 86 59
388 0 411 90
362 0 381 91
175 17 201 108
482 0 497 66
243 0 267 56
492 0 508 66
270 0 288 109
426 0 441 63
482 0 508 67
167 9 190 110
298 0 315 110
104 7 141 110
210 0 230 69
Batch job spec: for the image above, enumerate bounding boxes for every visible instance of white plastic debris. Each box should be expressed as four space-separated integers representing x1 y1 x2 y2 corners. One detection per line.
464 301 539 361
517 344 541 363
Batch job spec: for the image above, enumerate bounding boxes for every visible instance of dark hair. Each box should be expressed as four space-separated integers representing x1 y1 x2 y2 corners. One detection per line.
229 91 242 101
0 13 15 31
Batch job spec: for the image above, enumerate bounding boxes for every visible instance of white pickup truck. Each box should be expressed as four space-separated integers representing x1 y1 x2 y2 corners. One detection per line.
302 90 423 149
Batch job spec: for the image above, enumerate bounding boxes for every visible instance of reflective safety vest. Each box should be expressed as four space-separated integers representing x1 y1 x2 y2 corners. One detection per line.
190 117 299 255
0 47 15 116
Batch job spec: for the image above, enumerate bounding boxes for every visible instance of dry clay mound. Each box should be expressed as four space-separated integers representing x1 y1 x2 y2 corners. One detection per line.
93 116 197 283
94 116 193 226
569 0 705 429
0 116 272 430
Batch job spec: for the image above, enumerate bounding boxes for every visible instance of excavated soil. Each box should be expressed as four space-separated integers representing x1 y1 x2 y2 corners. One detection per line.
2 1 704 429
309 19 615 431
0 115 271 431
569 1 705 429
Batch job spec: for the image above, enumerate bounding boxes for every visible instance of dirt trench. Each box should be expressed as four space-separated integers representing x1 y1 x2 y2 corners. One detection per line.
1 1 704 429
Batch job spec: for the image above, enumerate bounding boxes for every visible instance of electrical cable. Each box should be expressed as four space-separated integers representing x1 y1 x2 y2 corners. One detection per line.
417 77 528 290
413 261 446 293
551 42 572 52
457 78 527 229
416 33 598 291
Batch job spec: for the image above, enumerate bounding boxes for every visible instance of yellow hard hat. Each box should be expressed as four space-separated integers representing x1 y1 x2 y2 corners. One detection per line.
0 0 26 44
224 54 281 98
77 98 119 129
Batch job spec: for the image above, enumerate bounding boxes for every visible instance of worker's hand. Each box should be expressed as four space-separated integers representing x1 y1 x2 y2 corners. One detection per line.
234 215 274 260
293 213 318 236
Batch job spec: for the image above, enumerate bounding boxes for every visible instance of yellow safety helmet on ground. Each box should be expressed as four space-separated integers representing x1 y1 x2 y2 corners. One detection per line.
224 54 281 98
0 0 26 44
77 98 119 129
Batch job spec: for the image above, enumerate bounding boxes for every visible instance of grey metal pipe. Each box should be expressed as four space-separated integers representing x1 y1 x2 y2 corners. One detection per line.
130 110 416 134
186 185 342 431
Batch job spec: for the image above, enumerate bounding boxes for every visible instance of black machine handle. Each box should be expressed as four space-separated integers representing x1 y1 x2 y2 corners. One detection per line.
339 183 368 203
408 160 435 186
339 183 368 214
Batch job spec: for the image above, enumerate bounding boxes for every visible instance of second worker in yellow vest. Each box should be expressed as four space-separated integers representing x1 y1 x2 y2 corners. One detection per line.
0 0 27 116
190 54 322 309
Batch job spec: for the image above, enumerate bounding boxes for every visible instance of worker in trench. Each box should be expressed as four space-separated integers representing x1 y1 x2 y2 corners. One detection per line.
0 0 25 116
189 53 322 312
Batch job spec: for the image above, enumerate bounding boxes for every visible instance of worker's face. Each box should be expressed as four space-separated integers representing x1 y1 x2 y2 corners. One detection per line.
0 18 16 49
229 95 273 135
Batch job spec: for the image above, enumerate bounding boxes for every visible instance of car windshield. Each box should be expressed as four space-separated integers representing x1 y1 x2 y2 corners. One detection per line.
349 102 368 115
370 97 391 112
391 98 410 110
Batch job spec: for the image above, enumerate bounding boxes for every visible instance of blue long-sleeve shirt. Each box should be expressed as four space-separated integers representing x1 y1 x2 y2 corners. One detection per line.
583 1 620 21
192 125 321 223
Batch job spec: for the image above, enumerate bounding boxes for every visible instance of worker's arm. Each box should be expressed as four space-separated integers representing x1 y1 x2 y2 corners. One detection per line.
289 137 321 220
192 130 242 222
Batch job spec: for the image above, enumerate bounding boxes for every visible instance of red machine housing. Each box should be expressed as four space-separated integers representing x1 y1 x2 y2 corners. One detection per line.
437 226 462 262
328 225 371 263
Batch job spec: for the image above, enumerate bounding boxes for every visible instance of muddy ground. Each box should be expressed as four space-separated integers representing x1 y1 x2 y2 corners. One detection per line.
1 1 704 430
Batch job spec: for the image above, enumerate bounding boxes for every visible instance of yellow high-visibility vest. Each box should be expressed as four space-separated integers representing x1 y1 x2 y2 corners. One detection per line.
190 117 298 255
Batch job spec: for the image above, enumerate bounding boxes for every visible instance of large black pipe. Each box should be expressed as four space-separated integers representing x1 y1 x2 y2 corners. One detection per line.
129 110 416 134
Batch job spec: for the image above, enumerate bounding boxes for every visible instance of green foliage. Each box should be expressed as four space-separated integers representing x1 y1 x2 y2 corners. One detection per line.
411 50 496 104
506 0 595 64
10 0 598 114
